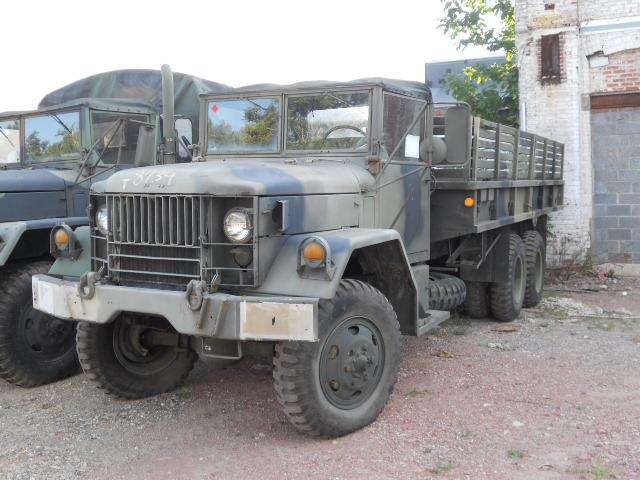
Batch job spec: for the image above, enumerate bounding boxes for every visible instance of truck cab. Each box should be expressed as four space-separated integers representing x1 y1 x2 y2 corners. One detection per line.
33 78 563 437
1 67 230 388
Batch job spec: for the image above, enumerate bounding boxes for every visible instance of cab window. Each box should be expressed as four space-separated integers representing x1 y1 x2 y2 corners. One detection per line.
91 112 150 164
0 119 20 164
382 93 426 161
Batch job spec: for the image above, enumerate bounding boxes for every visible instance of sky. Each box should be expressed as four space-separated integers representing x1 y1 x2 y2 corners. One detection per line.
2 0 493 112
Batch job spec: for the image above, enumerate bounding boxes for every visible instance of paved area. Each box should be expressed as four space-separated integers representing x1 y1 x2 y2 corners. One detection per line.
1 278 639 479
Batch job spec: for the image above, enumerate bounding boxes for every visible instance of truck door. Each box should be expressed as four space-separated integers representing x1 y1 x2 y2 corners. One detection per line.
376 92 431 262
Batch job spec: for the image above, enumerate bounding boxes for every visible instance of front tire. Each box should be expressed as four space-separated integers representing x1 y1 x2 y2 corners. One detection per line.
489 233 527 322
273 279 401 437
0 261 79 387
76 315 197 399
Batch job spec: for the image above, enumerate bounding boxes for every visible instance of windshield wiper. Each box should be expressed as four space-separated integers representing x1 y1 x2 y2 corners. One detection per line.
49 113 74 136
242 97 268 112
0 125 15 147
326 92 353 107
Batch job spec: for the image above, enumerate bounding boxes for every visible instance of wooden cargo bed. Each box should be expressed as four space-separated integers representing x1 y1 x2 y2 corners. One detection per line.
429 107 564 243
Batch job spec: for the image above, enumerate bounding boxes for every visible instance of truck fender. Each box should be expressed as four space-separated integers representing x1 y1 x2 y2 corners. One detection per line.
256 228 419 335
48 225 92 278
0 217 88 267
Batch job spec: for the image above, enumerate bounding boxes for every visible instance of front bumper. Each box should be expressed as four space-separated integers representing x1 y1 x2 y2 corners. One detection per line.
32 274 318 342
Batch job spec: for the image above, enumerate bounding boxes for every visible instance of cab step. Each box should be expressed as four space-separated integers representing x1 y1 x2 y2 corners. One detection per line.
416 310 451 336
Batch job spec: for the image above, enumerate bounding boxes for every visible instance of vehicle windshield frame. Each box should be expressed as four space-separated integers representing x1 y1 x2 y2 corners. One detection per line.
23 108 82 165
0 116 21 165
284 88 372 155
205 94 282 156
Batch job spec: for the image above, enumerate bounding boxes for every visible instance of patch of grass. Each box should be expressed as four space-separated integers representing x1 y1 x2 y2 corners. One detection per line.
592 455 614 480
431 462 455 474
567 455 615 480
407 388 431 398
507 448 526 459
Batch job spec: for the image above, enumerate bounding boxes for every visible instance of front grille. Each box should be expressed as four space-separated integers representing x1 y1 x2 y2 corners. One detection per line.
92 194 257 290
109 195 201 246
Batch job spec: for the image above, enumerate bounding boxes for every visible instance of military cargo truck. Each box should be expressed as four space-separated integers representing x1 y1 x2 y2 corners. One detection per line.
33 78 563 436
0 66 229 387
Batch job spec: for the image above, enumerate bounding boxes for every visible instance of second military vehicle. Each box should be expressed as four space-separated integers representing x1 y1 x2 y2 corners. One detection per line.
33 76 563 436
0 66 229 387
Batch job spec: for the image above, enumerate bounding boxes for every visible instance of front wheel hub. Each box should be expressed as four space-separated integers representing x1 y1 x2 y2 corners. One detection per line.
21 304 75 358
319 317 384 409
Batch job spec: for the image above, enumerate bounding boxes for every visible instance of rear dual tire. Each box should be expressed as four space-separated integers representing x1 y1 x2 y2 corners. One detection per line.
489 233 527 322
523 230 545 308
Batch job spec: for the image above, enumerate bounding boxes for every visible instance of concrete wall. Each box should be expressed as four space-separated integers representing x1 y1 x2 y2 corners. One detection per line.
591 109 640 265
516 0 640 273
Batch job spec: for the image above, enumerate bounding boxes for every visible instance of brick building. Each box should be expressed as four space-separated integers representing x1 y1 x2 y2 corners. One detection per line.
516 1 640 274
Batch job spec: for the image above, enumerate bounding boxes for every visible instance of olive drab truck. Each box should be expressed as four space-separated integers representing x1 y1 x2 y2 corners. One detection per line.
0 66 229 387
33 76 563 437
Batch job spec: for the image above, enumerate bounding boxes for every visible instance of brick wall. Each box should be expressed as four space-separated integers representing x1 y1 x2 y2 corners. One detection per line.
589 48 640 93
516 0 640 271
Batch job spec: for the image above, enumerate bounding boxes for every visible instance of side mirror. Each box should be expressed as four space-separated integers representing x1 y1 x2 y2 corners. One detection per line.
443 105 472 165
134 125 156 167
175 118 193 162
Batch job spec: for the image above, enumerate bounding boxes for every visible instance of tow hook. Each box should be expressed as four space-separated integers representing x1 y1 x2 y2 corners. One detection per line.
185 279 207 311
78 270 102 300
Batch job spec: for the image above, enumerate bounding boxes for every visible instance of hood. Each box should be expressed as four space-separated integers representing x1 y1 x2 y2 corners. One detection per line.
97 159 374 196
0 169 67 193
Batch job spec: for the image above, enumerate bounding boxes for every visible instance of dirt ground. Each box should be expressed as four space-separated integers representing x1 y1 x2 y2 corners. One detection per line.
1 277 639 480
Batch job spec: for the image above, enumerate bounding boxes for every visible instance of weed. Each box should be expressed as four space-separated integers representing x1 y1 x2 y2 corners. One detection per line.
407 388 431 398
507 448 526 459
567 454 615 480
431 462 455 474
592 455 614 480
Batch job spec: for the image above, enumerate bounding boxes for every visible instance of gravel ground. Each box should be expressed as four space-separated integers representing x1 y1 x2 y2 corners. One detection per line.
1 278 639 480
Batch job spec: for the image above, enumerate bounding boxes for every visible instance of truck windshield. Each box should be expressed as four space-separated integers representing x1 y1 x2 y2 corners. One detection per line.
0 118 20 164
207 97 280 153
24 111 81 162
286 91 369 152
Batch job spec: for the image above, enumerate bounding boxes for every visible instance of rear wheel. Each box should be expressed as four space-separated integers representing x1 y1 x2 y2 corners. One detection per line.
489 233 527 322
463 282 490 318
76 315 197 399
0 261 79 387
523 230 545 308
273 279 401 437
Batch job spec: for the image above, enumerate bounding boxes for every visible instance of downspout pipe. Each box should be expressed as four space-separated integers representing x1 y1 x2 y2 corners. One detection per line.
161 64 177 164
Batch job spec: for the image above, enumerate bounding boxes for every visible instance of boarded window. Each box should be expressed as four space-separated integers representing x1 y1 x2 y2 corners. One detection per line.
541 34 561 81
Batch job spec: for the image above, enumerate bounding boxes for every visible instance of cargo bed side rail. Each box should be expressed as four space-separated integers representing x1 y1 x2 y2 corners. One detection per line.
431 105 564 183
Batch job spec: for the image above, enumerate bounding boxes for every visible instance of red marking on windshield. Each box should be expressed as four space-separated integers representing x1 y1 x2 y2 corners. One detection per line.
212 104 219 113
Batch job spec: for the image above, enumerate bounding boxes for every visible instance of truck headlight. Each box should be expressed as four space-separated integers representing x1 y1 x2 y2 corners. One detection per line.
223 208 252 243
95 206 109 236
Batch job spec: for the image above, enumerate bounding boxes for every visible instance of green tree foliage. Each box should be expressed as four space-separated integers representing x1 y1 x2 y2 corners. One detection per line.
439 0 518 126
241 104 279 146
26 129 80 160
207 119 240 148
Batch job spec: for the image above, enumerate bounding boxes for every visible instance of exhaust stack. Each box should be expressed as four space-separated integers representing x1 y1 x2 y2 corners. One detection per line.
161 64 177 164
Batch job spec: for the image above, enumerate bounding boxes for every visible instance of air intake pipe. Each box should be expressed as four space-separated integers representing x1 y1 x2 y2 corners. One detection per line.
161 64 177 164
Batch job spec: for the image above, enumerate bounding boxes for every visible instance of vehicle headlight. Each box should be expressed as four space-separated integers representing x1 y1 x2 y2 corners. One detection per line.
95 206 109 236
223 208 252 243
